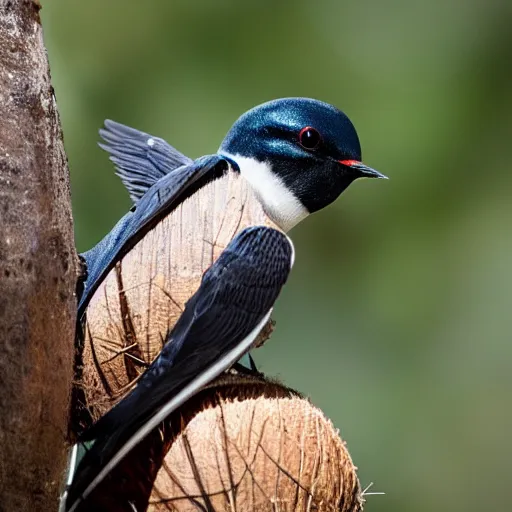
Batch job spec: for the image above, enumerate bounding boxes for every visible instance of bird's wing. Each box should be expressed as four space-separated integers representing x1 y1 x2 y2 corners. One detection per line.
65 226 294 512
98 120 193 203
78 154 227 316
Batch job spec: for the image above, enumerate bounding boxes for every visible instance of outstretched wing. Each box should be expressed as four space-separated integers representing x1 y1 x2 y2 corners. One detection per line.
65 226 294 512
78 154 227 317
99 120 193 203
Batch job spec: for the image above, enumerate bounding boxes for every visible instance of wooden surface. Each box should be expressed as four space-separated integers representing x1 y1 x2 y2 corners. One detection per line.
149 390 361 512
80 169 279 421
81 375 362 512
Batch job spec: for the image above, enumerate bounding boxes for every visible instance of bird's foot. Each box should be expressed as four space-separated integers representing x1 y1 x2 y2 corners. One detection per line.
232 353 263 377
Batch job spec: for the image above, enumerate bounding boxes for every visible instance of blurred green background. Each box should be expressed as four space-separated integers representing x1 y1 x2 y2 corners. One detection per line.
42 1 511 510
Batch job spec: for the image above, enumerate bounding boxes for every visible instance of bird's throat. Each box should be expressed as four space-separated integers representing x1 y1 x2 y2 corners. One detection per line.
222 153 309 232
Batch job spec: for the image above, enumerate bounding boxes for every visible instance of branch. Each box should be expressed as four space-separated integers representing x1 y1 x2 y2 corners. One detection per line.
0 0 77 509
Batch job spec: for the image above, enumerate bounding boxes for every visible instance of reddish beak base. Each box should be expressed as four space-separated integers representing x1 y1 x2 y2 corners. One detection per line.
338 160 388 179
339 159 361 167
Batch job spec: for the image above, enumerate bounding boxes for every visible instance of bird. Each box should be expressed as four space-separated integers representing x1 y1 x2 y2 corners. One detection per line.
64 97 386 511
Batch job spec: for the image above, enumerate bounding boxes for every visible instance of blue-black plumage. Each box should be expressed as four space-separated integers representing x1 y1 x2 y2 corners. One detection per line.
67 227 293 511
65 97 385 511
78 97 384 317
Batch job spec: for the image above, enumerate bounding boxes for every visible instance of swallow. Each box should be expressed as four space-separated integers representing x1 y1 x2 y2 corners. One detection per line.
64 97 385 511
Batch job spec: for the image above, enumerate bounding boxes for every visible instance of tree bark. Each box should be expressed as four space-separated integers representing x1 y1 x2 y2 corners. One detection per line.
0 0 77 510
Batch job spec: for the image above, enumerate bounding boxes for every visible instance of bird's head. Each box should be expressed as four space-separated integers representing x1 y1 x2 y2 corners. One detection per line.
219 97 386 231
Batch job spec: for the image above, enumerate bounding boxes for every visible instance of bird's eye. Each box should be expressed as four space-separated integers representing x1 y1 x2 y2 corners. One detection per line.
298 126 321 150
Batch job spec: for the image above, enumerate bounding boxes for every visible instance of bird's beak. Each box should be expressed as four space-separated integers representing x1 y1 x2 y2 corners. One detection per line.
339 159 388 179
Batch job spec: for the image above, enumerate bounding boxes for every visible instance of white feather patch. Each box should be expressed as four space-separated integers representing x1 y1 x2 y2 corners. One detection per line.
222 153 309 232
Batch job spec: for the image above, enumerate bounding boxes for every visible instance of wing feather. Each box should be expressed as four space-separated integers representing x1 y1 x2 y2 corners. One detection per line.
99 120 193 203
66 226 294 511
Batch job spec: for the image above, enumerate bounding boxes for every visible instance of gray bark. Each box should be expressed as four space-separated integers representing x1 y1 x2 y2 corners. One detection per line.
0 0 77 509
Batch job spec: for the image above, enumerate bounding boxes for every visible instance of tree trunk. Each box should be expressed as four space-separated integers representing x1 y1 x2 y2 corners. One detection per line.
0 0 77 510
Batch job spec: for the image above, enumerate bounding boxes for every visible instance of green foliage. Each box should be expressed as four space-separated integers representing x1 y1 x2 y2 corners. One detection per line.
43 1 512 510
